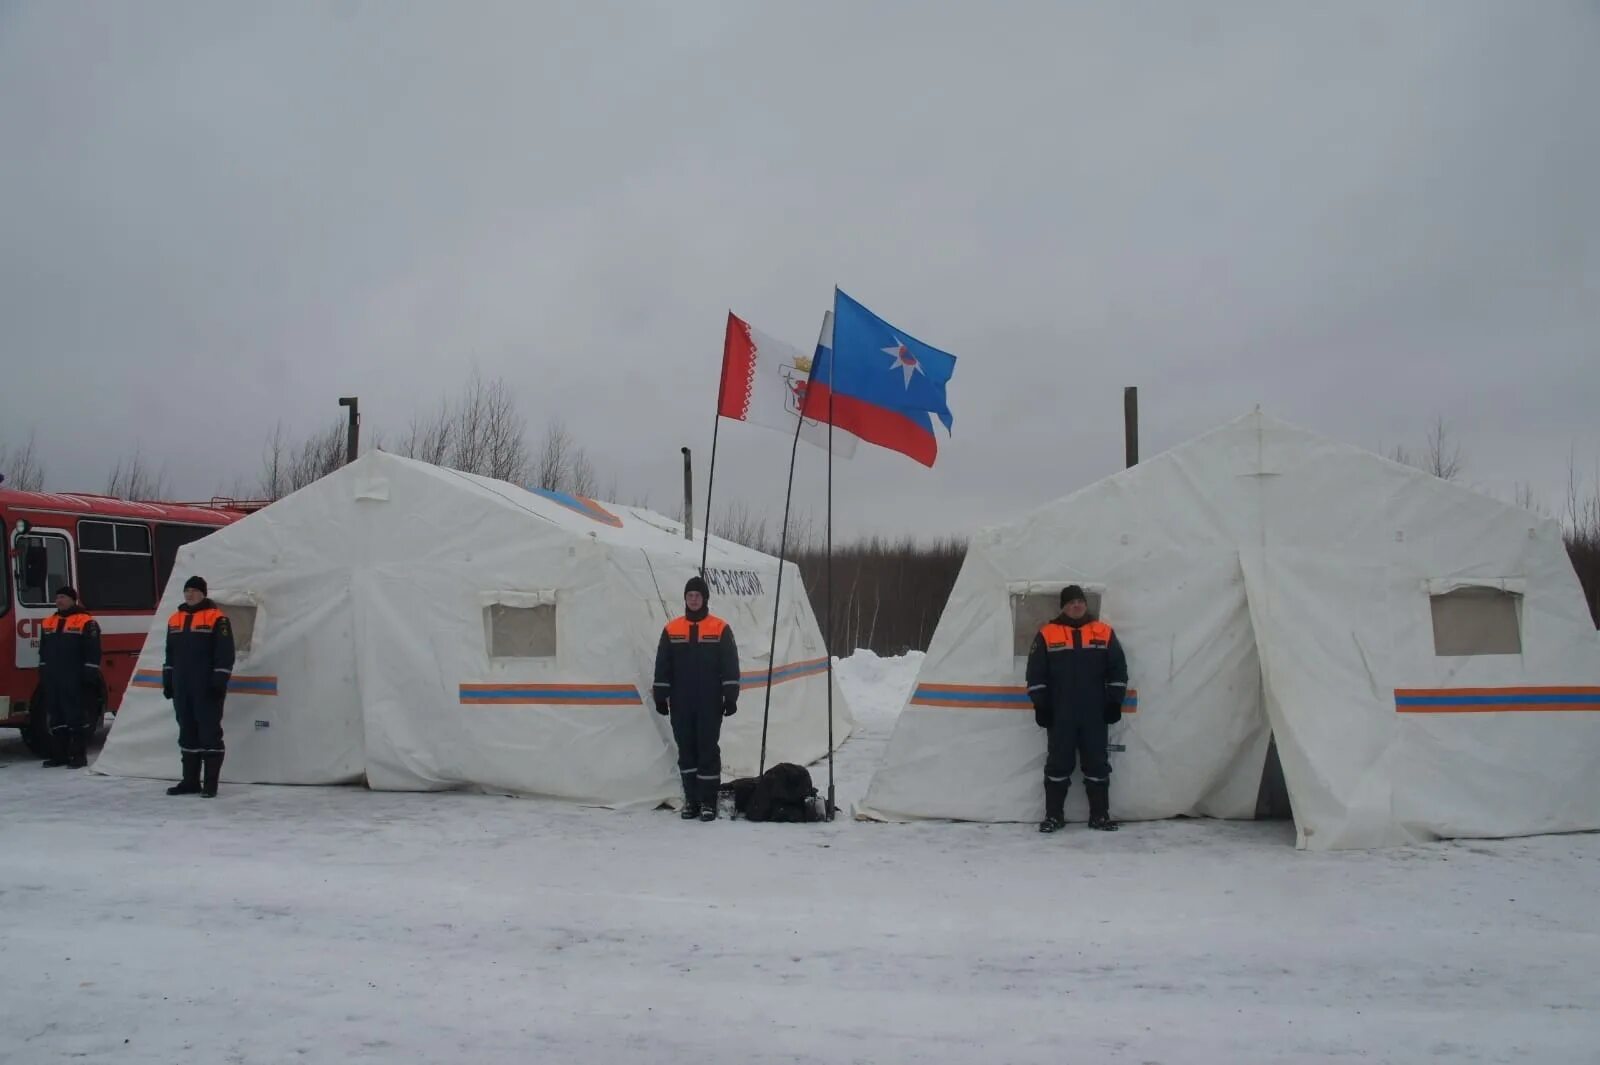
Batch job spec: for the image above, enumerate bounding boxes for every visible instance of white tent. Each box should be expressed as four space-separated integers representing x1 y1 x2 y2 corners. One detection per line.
859 411 1600 849
95 452 852 806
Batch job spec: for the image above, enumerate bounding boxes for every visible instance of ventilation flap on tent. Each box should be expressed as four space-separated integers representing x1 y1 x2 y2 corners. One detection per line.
481 589 559 660
218 603 259 656
353 475 390 502
1422 577 1526 596
1007 580 1105 655
479 589 558 609
1429 586 1523 657
206 589 263 659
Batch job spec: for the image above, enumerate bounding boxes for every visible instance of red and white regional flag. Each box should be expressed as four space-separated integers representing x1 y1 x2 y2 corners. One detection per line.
717 312 857 456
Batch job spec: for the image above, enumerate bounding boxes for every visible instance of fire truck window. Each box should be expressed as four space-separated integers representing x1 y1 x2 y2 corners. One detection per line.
155 524 216 593
79 521 116 551
116 524 151 554
77 520 156 611
18 534 72 607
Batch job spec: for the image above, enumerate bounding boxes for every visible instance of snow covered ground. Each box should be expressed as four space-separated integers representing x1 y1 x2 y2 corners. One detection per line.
3 651 1598 1064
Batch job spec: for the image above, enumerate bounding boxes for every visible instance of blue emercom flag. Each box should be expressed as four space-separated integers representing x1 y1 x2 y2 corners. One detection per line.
828 289 957 433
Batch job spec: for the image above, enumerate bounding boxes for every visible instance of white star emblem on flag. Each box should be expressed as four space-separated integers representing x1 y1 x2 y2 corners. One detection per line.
882 338 925 388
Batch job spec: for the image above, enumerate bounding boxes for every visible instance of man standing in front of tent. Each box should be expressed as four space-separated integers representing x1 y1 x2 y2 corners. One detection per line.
1027 585 1128 833
162 576 234 797
37 586 102 769
653 576 740 821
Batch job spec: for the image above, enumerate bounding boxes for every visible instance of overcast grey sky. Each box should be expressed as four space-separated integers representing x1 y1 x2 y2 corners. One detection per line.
2 1 1596 538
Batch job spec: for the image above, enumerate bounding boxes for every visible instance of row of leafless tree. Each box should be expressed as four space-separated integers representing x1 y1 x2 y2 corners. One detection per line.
1381 420 1597 624
0 371 601 506
4 411 1598 634
248 371 599 503
706 504 969 655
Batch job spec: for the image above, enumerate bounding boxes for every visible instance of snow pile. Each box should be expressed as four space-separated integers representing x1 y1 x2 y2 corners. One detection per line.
832 649 922 729
811 650 921 810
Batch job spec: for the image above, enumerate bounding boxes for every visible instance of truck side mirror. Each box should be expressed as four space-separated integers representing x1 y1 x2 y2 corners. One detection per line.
23 544 47 592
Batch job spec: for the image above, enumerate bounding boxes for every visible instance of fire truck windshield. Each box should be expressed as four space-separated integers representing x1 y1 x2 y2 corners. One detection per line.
15 534 70 608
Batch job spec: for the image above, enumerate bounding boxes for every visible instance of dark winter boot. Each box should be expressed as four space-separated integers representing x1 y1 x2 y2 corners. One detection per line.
66 732 88 769
1086 781 1119 831
41 734 70 768
1039 778 1068 833
200 753 224 798
699 777 720 821
680 797 702 820
167 753 202 795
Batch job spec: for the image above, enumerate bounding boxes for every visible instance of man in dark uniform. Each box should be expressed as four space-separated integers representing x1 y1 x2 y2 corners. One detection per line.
37 586 101 769
653 575 740 822
1027 584 1128 833
162 576 234 797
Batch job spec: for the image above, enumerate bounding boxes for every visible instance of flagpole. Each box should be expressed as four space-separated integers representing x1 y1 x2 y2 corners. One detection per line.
701 313 735 575
825 309 837 821
758 402 806 777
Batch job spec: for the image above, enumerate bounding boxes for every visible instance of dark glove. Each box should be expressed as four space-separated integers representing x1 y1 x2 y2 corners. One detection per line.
211 675 230 698
162 679 174 700
654 694 670 717
722 696 738 718
1104 697 1123 725
1030 692 1049 729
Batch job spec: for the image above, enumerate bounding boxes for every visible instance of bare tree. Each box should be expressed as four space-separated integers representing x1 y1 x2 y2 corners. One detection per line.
531 417 599 495
570 450 598 498
1386 416 1464 481
0 430 45 491
715 499 771 551
1424 416 1463 481
1564 449 1600 627
258 419 346 501
532 419 574 491
399 406 452 466
400 371 531 483
105 446 172 501
1513 482 1543 515
211 473 254 503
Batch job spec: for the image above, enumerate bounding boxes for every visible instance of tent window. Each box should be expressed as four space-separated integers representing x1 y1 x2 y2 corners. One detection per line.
218 603 257 656
488 603 557 659
1429 587 1521 656
1011 589 1102 656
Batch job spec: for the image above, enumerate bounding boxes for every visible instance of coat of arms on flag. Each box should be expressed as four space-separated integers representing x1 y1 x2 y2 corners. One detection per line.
718 313 855 456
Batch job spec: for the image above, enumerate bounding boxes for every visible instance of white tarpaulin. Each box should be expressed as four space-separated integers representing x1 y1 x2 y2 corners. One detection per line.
95 453 853 806
858 411 1600 849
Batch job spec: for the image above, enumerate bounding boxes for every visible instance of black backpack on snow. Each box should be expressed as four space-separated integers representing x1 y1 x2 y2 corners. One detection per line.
725 763 823 822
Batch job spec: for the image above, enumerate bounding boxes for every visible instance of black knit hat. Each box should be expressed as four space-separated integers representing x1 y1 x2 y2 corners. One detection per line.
54 585 78 602
1060 584 1087 607
184 575 208 596
685 575 710 601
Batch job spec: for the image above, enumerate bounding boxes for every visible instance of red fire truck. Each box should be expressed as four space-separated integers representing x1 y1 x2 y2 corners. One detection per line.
2 489 262 755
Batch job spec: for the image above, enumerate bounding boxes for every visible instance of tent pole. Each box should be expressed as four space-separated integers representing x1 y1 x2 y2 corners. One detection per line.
759 407 805 777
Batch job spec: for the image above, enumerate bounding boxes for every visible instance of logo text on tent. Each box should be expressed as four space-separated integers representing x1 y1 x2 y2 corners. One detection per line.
703 568 765 597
